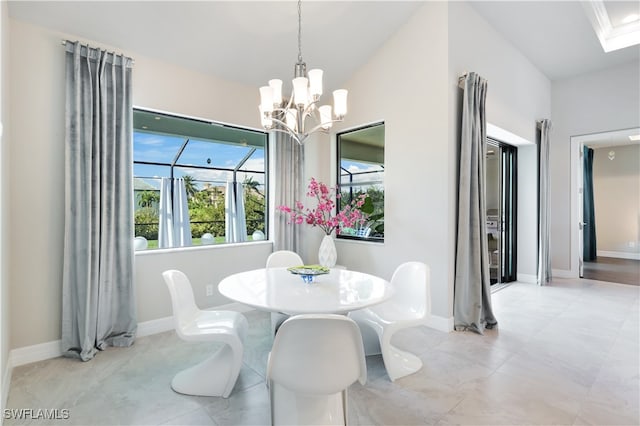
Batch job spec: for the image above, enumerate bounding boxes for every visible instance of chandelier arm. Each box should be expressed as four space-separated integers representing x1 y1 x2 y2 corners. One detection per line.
271 127 301 141
285 94 294 111
307 101 327 120
304 120 343 136
271 104 343 134
267 117 303 145
270 108 299 131
273 128 304 145
301 100 320 117
270 94 294 114
271 107 290 116
268 116 292 129
280 89 312 114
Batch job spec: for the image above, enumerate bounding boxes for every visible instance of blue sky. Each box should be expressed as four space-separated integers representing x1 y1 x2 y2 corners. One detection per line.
134 131 382 191
134 131 266 189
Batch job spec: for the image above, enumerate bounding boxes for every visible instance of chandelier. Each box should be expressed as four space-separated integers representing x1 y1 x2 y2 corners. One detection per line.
258 0 348 145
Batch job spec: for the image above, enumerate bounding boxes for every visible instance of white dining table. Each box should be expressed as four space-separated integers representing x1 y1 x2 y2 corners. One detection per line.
218 267 394 315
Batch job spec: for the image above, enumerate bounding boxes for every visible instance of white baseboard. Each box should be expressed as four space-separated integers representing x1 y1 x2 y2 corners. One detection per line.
426 315 454 333
9 303 255 368
2 355 12 415
516 273 537 284
9 340 62 368
597 250 640 260
552 269 575 279
136 316 174 338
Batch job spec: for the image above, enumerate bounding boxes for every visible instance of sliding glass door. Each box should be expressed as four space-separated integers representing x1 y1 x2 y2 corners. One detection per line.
486 139 517 284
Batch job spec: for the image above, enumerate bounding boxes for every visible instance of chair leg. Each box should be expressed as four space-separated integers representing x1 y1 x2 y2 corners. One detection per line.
269 380 275 426
171 343 243 398
358 322 382 356
271 312 289 336
380 332 423 381
341 389 348 425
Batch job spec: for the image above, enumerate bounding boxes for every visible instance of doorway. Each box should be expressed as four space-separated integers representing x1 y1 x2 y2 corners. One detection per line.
486 138 517 284
571 127 640 283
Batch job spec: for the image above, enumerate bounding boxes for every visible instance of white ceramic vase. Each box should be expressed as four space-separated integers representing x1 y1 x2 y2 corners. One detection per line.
318 235 337 268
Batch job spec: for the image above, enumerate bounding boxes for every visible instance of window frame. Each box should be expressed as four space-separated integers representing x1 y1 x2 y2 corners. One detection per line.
132 107 270 250
336 121 385 243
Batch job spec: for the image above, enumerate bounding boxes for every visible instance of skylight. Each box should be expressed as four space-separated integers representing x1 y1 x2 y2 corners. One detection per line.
583 0 640 52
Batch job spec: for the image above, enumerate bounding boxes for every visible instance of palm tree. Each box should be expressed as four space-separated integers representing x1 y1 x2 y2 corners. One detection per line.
182 175 198 199
243 176 264 198
242 177 265 233
138 190 160 209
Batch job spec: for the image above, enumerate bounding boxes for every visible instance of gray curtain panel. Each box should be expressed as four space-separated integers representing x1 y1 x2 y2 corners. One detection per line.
62 41 136 361
273 130 302 252
454 72 497 334
582 146 597 261
537 119 552 285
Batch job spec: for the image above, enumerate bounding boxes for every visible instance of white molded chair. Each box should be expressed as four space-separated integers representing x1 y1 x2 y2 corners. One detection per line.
348 261 430 381
134 236 148 251
267 314 367 426
162 269 248 398
266 250 304 335
252 230 266 240
266 250 304 268
200 233 215 245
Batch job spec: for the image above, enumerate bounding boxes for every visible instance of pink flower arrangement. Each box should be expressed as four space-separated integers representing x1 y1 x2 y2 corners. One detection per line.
278 178 368 236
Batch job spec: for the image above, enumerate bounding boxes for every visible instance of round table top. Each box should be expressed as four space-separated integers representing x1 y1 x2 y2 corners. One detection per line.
218 267 394 315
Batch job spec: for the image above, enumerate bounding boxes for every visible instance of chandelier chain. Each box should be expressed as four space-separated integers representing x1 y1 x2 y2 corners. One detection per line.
297 0 303 63
258 0 348 145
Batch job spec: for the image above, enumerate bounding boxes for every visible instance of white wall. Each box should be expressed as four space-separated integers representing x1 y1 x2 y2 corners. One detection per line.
517 145 538 279
314 1 550 326
551 61 640 271
448 1 550 281
592 144 640 256
298 132 332 265
449 2 551 147
8 19 271 350
328 2 451 322
1 0 11 409
135 243 272 323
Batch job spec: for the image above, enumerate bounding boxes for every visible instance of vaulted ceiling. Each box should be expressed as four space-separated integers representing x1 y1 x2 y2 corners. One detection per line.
8 1 640 89
470 1 640 80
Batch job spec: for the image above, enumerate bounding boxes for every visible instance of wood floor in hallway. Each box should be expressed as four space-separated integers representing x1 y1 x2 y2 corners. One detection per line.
583 257 640 286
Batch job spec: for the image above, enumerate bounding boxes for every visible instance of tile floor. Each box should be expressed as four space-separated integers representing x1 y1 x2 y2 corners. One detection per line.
5 278 639 425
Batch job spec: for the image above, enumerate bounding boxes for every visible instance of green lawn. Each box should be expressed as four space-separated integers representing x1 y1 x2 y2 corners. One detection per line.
144 235 254 250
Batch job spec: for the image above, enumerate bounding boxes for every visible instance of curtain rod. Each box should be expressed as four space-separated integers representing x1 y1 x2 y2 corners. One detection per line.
458 72 490 89
458 72 468 89
61 40 135 65
536 119 553 130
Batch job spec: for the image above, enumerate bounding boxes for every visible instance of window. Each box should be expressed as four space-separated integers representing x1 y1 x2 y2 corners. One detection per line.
133 109 268 250
337 122 385 242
